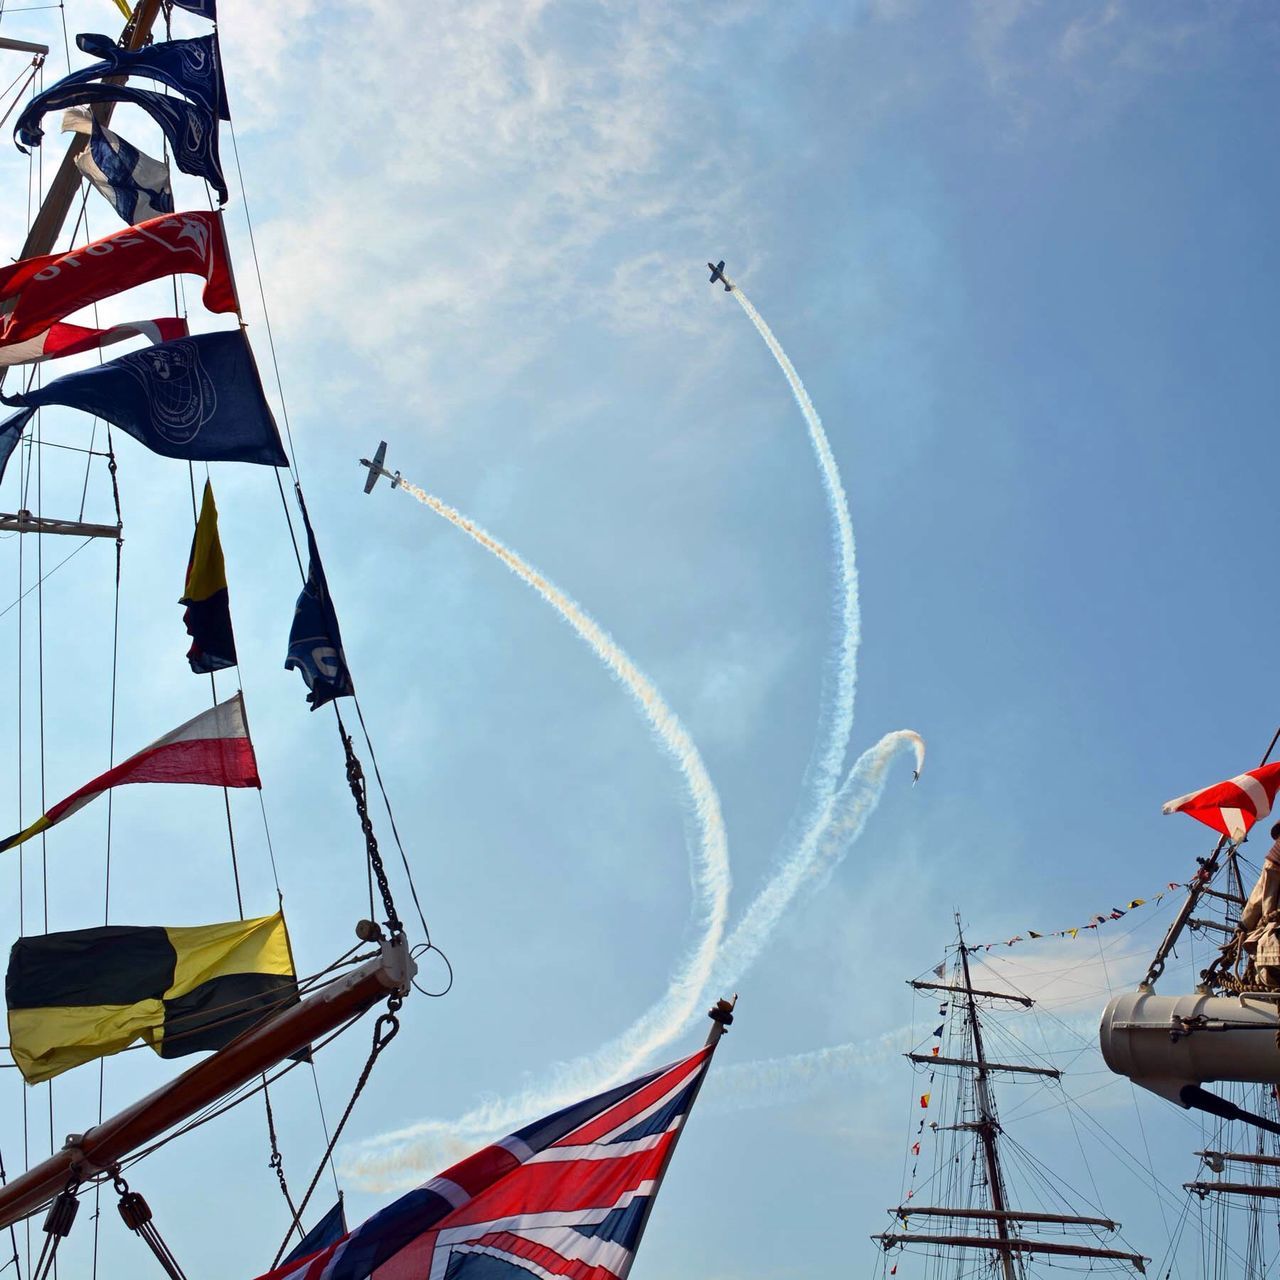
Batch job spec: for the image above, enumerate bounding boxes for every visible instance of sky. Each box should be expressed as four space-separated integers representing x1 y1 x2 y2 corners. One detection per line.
0 0 1277 1277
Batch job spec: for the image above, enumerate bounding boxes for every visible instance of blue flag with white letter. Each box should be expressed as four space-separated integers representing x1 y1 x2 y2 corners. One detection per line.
286 501 355 711
172 0 217 17
0 331 287 466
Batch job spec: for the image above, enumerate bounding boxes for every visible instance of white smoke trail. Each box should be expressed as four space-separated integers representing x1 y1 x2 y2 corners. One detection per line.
702 1027 913 1114
729 279 859 813
345 480 731 1189
709 730 925 993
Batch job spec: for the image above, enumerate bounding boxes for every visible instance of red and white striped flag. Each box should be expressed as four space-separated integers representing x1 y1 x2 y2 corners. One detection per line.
0 693 260 852
1162 762 1280 842
0 317 187 369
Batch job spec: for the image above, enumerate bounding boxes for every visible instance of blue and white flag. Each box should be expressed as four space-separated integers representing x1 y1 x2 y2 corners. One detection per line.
72 33 229 120
285 503 355 711
0 408 32 486
62 108 173 226
281 1199 347 1268
172 0 217 18
0 331 286 466
16 83 226 204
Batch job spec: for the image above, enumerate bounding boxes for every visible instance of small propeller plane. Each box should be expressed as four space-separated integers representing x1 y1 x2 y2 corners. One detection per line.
359 441 401 493
707 260 732 291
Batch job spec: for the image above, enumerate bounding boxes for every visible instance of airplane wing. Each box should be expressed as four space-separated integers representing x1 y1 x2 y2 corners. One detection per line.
363 468 379 494
372 441 387 468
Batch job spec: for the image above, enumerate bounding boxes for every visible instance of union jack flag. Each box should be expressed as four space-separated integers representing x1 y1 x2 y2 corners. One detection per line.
259 1044 715 1280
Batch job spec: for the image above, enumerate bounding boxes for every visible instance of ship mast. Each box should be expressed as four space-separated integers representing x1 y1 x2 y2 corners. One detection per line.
958 918 1018 1280
876 919 1148 1276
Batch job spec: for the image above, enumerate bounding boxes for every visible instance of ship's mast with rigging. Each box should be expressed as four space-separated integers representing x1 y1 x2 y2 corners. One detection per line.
876 919 1148 1275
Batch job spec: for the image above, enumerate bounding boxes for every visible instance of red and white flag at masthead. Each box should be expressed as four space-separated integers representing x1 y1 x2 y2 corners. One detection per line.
0 317 187 369
0 693 260 852
1162 762 1280 842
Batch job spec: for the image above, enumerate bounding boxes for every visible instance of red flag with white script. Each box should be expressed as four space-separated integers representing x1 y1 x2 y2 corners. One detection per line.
0 212 234 346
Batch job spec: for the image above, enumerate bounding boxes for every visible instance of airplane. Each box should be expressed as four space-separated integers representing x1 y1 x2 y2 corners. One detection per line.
707 260 732 291
359 440 401 493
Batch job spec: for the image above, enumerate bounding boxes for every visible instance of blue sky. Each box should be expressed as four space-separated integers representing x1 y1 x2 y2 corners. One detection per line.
0 1 1276 1277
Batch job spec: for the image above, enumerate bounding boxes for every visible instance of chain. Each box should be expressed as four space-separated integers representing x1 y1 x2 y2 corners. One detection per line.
270 997 402 1270
263 1082 301 1226
339 722 402 940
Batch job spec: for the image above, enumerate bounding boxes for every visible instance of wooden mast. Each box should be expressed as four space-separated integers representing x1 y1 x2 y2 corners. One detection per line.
957 920 1018 1280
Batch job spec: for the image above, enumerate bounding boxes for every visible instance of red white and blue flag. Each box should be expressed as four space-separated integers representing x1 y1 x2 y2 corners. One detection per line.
258 1045 716 1280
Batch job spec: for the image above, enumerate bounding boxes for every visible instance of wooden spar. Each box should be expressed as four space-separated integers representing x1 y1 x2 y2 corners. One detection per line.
1185 1182 1280 1199
0 37 49 56
0 937 413 1230
14 0 164 265
0 512 120 539
1188 917 1235 936
1196 1149 1280 1170
957 922 1017 1280
1201 886 1246 908
891 1206 1118 1231
908 980 1032 1007
906 1053 1060 1079
876 1233 1148 1272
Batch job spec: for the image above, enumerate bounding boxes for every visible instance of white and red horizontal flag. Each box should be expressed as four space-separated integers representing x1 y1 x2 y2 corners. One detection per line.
1162 761 1280 842
0 317 188 369
0 693 259 852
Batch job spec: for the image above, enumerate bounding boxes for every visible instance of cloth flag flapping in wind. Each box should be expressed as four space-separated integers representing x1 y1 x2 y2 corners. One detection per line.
15 33 229 202
0 316 187 369
286 503 355 710
1 330 288 467
181 480 237 673
0 693 260 853
6 912 296 1084
62 108 173 225
0 212 234 348
255 1043 718 1280
172 0 217 16
1163 762 1280 842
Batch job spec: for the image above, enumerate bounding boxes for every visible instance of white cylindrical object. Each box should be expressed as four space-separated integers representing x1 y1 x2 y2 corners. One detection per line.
1100 990 1280 1104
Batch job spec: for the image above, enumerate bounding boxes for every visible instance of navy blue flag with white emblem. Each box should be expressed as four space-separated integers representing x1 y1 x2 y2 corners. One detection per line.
70 33 230 120
16 83 226 204
172 0 217 17
286 501 355 711
0 330 287 466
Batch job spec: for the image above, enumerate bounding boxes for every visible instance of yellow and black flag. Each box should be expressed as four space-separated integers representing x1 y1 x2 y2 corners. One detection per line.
6 912 297 1084
180 479 237 673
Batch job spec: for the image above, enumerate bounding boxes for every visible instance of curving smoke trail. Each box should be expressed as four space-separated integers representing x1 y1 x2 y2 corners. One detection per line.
709 730 924 994
345 479 732 1190
727 276 860 815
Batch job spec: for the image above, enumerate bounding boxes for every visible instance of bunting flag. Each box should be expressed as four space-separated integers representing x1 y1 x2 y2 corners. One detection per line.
282 1201 348 1270
931 1023 943 1037
1163 762 1280 842
6 912 295 1083
969 888 1181 952
255 1042 718 1280
181 481 237 673
15 33 228 202
285 503 355 710
2 330 288 467
911 1142 920 1156
0 316 187 369
919 1092 930 1109
63 108 173 225
0 212 234 348
0 693 260 852
930 1045 939 1057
